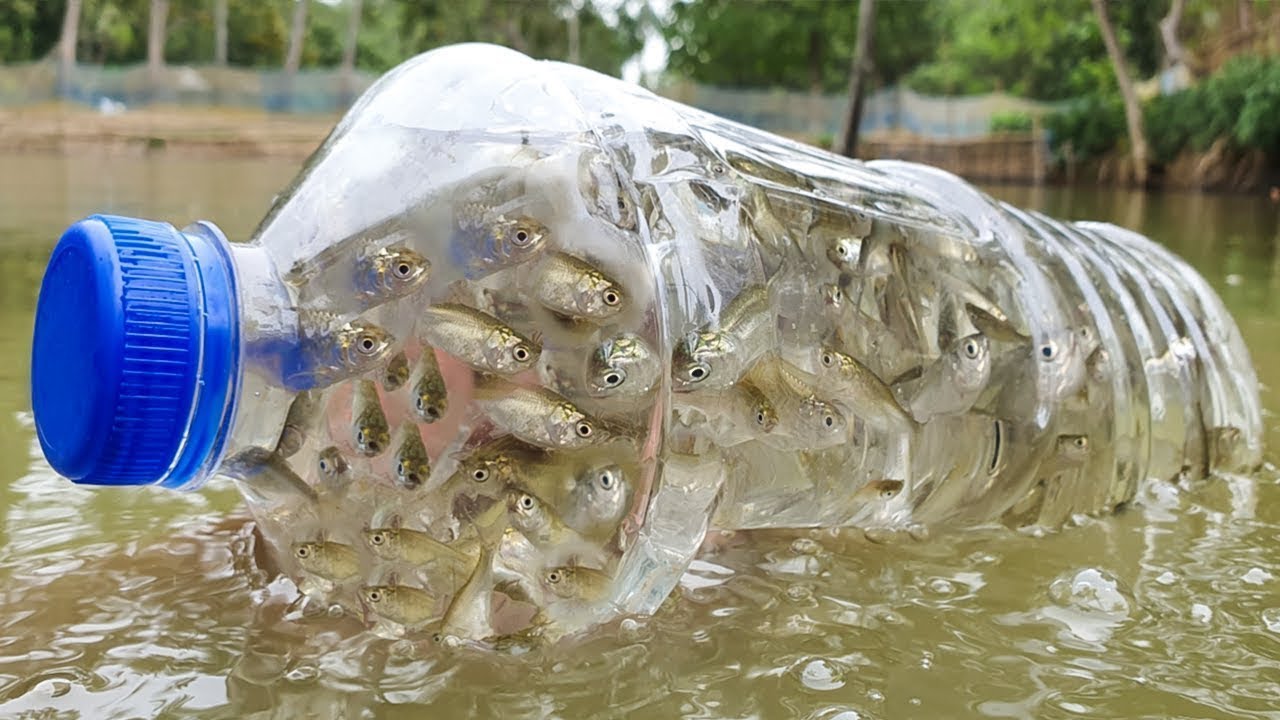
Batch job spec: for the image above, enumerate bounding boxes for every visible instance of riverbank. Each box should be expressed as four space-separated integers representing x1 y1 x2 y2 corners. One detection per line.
0 104 337 159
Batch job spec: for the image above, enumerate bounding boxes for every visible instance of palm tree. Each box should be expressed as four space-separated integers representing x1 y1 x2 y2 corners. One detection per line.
214 0 229 66
1092 0 1149 186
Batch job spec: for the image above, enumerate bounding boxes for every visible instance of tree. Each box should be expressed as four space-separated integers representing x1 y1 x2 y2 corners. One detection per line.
1092 0 1148 185
836 0 875 157
340 0 361 73
147 0 168 84
56 0 81 96
214 0 228 65
284 0 308 75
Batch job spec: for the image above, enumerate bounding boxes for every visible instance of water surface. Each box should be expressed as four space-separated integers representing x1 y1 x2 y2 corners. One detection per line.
1 154 1278 719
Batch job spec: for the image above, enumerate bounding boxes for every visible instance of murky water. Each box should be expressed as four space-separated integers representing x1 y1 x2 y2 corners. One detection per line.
1 153 1278 719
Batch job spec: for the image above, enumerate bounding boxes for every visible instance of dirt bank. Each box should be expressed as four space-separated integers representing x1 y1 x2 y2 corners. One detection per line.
0 104 336 159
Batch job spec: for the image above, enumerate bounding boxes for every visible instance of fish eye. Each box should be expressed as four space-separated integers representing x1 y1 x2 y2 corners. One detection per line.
688 364 708 381
370 532 385 545
576 422 594 438
368 590 382 603
547 570 562 584
964 339 980 359
824 414 836 428
599 471 615 490
394 261 413 279
513 228 533 246
472 468 489 483
357 335 380 355
319 458 331 473
396 460 406 477
1074 437 1088 449
295 545 311 558
603 289 621 306
513 345 530 362
603 371 623 387
756 411 766 425
821 351 835 367
1040 343 1057 361
519 494 535 511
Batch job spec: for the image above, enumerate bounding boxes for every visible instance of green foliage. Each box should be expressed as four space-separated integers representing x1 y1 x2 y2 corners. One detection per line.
990 111 1033 133
661 0 939 91
0 0 63 63
1043 93 1125 159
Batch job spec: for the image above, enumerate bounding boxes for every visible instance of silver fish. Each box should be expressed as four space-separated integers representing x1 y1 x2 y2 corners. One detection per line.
815 347 917 432
287 319 394 391
352 379 390 457
474 377 606 450
354 245 431 304
561 462 630 540
360 580 440 629
507 488 599 558
672 285 774 392
382 350 410 392
238 452 318 505
587 333 661 398
452 202 550 279
531 252 626 321
541 565 613 603
392 423 431 489
276 390 323 458
409 347 449 422
419 303 540 376
316 446 351 493
439 544 498 642
903 333 991 423
293 540 359 581
363 522 472 569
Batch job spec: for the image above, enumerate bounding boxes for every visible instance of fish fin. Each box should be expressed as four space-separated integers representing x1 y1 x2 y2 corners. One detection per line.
888 365 925 387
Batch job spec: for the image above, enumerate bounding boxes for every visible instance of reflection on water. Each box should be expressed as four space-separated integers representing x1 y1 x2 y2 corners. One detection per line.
1 154 1278 719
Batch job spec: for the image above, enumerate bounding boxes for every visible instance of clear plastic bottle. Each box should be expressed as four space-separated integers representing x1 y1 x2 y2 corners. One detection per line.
29 43 1263 644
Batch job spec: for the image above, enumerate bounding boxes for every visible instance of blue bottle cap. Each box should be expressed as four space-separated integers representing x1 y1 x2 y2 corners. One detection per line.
30 215 240 489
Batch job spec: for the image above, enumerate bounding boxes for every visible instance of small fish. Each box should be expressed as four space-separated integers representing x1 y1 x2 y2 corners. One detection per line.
440 435 538 496
382 351 410 391
440 544 498 642
239 452 318 505
354 246 431 303
360 581 440 629
474 377 606 450
903 333 991 423
793 395 849 442
1045 434 1091 474
419 303 541 376
507 488 598 554
352 379 391 457
276 390 323 458
856 479 905 503
408 347 449 423
292 540 359 581
964 302 1029 344
541 565 613 603
562 462 630 540
815 347 917 432
1207 426 1246 471
672 285 774 392
393 423 431 489
675 379 778 446
824 235 863 273
287 320 394 391
530 252 626 321
363 522 472 569
453 203 551 279
587 333 661 398
316 446 351 492
579 149 637 230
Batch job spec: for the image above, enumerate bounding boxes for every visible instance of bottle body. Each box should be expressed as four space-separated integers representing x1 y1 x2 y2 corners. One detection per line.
35 44 1263 642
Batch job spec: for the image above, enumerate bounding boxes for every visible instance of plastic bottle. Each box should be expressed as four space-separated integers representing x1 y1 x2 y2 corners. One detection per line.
29 44 1263 644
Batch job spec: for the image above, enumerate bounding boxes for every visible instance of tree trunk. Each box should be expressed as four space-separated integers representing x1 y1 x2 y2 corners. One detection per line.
567 5 580 65
341 0 362 73
836 0 876 158
807 26 824 136
214 0 228 66
1158 0 1188 69
1092 0 1149 186
1238 0 1253 31
284 0 309 76
56 0 81 94
147 0 169 87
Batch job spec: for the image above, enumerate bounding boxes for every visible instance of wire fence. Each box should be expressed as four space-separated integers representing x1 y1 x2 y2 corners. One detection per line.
0 60 1062 139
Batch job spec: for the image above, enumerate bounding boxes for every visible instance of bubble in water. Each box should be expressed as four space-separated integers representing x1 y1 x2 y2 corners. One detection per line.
798 658 846 691
866 689 885 702
1155 570 1177 585
1262 608 1280 633
1241 567 1273 585
1190 603 1212 624
927 578 956 596
1048 568 1132 615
